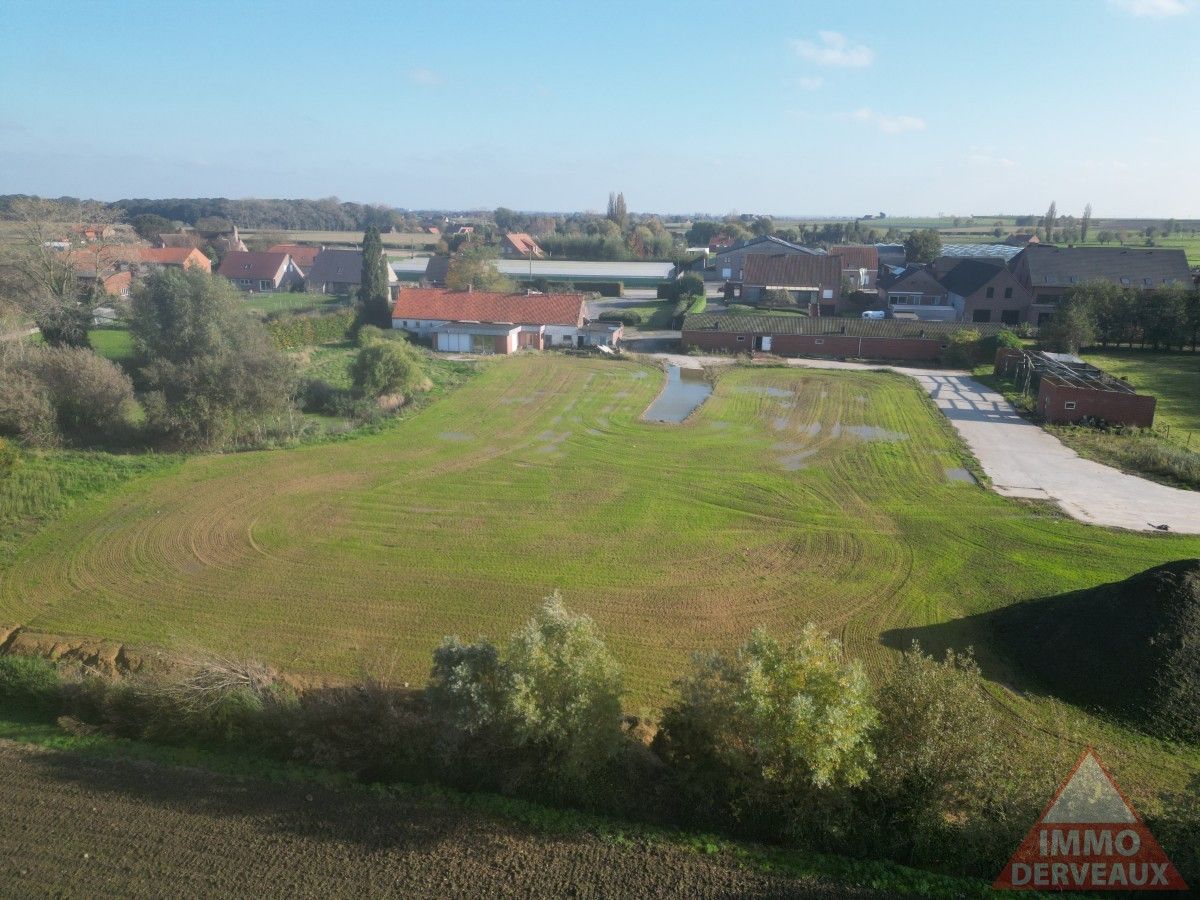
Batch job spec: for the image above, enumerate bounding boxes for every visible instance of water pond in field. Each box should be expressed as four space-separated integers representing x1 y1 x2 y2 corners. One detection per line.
945 467 978 484
642 366 712 423
844 425 909 442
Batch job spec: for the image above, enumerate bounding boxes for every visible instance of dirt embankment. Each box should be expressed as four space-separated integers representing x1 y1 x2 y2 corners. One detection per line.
0 625 161 679
0 739 880 899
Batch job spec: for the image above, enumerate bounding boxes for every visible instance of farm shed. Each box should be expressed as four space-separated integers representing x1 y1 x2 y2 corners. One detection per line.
682 313 1003 361
993 348 1156 427
433 322 521 354
389 257 676 291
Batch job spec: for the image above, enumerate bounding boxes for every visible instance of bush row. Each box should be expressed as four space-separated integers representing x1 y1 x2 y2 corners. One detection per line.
657 273 705 301
266 307 357 350
598 311 642 326
0 595 1160 882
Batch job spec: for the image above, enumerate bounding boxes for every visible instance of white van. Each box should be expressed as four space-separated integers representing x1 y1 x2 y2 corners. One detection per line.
861 310 886 320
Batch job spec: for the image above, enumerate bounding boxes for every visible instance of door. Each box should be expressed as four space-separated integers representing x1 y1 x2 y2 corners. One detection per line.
760 335 772 352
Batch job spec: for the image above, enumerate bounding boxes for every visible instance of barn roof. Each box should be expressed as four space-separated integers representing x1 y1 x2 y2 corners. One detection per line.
391 288 586 327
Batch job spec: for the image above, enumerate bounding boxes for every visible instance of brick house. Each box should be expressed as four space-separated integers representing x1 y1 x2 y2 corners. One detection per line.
830 244 880 290
500 232 545 259
306 248 399 296
1010 245 1191 324
994 348 1156 427
391 287 614 352
877 265 955 320
701 235 820 284
138 247 212 273
216 251 303 292
740 253 844 315
938 258 1033 325
267 244 321 275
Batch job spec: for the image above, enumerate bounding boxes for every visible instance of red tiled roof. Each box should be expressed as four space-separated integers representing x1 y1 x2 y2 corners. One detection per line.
267 244 320 269
391 288 585 327
830 245 879 270
139 247 211 271
216 251 289 281
503 232 543 256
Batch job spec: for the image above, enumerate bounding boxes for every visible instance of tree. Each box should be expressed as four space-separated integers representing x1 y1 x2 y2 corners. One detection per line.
903 229 942 264
751 216 774 237
445 245 514 293
131 213 176 242
357 225 391 326
1041 200 1057 243
0 197 131 348
1040 294 1096 353
350 339 424 398
131 269 296 447
655 625 876 838
493 207 519 232
1080 203 1093 243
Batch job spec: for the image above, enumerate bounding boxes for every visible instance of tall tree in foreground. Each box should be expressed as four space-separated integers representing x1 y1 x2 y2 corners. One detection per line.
902 229 942 264
1080 202 1093 244
358 225 391 326
1042 200 1057 243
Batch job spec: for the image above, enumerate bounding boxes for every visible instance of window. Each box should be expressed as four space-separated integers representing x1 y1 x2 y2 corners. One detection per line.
1120 277 1131 285
259 280 272 291
1001 309 1020 325
736 335 744 342
1064 401 1077 410
972 309 992 323
1144 277 1153 286
985 287 995 299
814 338 824 345
1004 287 1013 299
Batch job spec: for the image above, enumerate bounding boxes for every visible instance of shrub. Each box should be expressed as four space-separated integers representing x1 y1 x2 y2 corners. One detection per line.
356 324 388 346
350 340 425 399
0 655 61 714
598 311 642 326
28 345 135 442
659 273 705 301
0 437 18 475
583 282 623 297
655 625 876 842
0 370 59 447
685 295 707 315
938 328 983 368
265 307 356 350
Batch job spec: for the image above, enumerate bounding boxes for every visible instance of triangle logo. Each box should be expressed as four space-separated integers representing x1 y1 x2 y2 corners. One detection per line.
994 748 1187 891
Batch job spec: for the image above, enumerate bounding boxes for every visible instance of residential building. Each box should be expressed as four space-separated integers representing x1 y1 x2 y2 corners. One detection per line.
937 258 1033 325
1010 246 1191 317
307 248 399 296
158 225 247 255
216 251 303 293
390 287 609 351
877 265 955 320
875 243 906 268
139 247 212 273
682 313 996 361
501 232 545 259
830 244 880 290
740 253 844 316
701 235 820 284
267 244 321 274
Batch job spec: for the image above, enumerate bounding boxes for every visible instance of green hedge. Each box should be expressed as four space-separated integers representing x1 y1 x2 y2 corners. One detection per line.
598 311 642 326
686 295 707 315
266 307 357 350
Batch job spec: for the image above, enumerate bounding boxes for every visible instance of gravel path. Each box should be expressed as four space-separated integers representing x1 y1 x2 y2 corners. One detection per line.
652 354 1200 534
0 740 880 899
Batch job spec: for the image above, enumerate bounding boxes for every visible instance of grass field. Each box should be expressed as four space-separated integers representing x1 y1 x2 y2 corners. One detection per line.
1082 350 1200 438
2 354 1198 808
241 292 349 316
241 228 439 250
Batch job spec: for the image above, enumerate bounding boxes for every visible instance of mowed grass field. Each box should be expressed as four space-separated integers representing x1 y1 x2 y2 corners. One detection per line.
1082 350 1200 436
241 228 438 249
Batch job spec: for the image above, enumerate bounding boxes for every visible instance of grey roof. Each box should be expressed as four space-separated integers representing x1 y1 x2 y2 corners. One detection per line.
938 243 1022 260
309 248 365 284
710 235 820 259
742 253 842 287
1015 245 1191 287
682 312 1007 338
938 258 1008 296
389 257 676 281
875 243 906 266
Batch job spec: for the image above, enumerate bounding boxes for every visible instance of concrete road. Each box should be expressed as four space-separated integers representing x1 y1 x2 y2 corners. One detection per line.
651 354 1200 534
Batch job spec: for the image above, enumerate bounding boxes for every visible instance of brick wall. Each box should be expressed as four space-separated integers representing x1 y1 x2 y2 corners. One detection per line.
682 329 944 361
1037 379 1156 427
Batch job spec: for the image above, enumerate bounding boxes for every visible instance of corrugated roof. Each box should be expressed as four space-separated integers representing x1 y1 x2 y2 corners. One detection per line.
742 253 842 287
391 288 585 327
682 312 1008 337
939 243 1022 260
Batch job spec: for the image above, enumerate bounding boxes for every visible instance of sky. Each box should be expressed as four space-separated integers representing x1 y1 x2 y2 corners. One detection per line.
1 0 1198 217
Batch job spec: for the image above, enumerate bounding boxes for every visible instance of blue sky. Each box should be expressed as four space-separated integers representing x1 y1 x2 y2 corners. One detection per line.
1 0 1197 216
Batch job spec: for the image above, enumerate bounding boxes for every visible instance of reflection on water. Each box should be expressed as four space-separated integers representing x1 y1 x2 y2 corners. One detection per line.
642 366 713 423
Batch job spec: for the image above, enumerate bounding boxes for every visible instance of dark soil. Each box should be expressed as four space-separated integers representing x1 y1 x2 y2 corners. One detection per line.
0 740 880 899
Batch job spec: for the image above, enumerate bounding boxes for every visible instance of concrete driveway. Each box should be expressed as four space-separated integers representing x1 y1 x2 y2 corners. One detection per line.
651 354 1200 534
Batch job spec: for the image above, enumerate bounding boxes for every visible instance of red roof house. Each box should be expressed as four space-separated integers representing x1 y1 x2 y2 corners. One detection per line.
139 246 212 273
216 251 303 292
267 243 321 272
501 232 545 259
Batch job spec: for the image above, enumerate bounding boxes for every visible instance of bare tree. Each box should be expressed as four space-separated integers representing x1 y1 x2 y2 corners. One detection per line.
0 198 136 346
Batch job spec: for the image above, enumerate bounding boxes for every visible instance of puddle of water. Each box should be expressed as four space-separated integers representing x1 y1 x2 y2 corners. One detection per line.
945 467 978 484
439 432 473 441
642 366 713 423
735 385 792 398
845 425 909 442
771 416 790 431
805 422 821 437
629 370 649 379
595 417 609 428
780 449 818 470
830 421 842 438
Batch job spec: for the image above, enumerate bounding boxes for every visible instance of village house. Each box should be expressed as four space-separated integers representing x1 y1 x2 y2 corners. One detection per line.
701 235 821 284
267 243 321 275
740 253 844 316
937 258 1033 325
877 265 955 320
216 251 303 293
158 225 247 255
307 247 399 296
391 287 620 352
1009 245 1192 321
500 232 545 259
830 244 880 290
138 247 212 273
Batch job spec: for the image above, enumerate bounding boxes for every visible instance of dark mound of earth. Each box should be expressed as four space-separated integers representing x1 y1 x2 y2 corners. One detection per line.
991 558 1200 741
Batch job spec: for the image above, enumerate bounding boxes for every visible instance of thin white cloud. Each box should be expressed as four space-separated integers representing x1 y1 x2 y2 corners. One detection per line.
792 31 873 67
841 107 925 135
796 76 824 91
408 67 444 87
968 150 1018 168
1109 0 1190 16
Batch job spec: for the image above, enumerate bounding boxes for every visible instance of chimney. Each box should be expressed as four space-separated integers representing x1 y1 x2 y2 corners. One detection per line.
467 283 473 293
